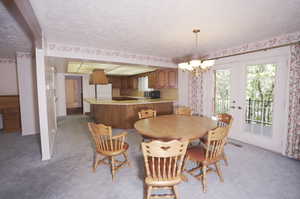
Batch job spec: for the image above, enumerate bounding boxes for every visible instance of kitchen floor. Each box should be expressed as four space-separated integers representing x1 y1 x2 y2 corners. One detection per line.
0 115 299 199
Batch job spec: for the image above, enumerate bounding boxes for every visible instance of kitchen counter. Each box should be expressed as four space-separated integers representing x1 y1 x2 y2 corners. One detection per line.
84 98 175 105
86 98 175 129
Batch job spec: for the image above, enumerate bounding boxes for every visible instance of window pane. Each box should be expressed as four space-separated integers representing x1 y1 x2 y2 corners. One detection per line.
215 70 230 114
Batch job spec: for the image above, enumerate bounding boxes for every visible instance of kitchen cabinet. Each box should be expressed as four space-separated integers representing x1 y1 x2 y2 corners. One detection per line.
121 77 128 89
166 69 177 88
148 69 177 89
127 76 138 89
107 76 121 88
157 70 167 89
148 71 157 89
91 102 173 129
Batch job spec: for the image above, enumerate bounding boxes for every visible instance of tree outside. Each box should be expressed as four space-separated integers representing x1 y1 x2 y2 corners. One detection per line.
215 64 276 126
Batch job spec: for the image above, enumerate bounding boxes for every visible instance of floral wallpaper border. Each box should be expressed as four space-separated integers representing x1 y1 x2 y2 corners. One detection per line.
46 42 175 66
205 31 300 59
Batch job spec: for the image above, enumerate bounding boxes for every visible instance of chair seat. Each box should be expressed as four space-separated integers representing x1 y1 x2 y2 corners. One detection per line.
97 141 129 156
145 176 182 186
186 146 221 164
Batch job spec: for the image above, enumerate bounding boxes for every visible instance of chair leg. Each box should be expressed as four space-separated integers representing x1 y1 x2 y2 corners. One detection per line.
223 151 229 166
215 161 224 182
173 185 179 199
146 186 152 199
202 165 208 193
183 155 189 172
123 151 131 167
111 156 115 181
93 152 99 172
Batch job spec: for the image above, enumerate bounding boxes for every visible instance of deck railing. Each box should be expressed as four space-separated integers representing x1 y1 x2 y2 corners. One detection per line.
215 98 273 126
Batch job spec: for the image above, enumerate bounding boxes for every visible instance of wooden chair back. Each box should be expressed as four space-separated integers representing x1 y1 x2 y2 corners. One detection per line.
175 106 193 116
216 113 233 136
138 109 157 119
205 127 227 161
88 122 127 153
141 140 188 180
216 113 233 126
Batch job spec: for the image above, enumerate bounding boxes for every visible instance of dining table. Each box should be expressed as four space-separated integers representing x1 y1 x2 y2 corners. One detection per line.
134 114 217 182
134 114 217 141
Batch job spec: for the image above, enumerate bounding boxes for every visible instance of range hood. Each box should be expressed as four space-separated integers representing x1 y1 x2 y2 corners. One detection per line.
89 69 108 85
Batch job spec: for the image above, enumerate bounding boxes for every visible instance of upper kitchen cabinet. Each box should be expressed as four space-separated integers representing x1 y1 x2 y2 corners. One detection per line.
166 69 177 88
128 76 138 89
107 76 122 88
121 76 128 89
148 71 157 89
148 69 177 89
157 70 167 89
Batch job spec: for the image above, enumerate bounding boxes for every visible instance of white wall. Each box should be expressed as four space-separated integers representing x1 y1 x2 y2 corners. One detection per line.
0 59 18 95
16 53 39 136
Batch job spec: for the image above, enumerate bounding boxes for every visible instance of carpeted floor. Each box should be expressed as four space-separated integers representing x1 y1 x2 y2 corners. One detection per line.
0 115 299 199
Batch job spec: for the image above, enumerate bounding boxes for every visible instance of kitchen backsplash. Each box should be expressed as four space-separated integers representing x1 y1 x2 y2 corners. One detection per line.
119 88 177 100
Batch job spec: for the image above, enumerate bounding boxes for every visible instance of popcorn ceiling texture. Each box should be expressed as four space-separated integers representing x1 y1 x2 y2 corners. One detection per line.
29 0 300 59
0 1 32 58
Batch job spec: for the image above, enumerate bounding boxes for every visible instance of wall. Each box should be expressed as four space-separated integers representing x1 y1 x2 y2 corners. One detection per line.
0 58 18 95
16 53 39 136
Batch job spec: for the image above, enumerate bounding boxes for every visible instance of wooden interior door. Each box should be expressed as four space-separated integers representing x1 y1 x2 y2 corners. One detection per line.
65 76 83 114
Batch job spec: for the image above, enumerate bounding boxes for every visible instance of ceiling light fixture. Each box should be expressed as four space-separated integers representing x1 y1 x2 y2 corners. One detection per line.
178 29 215 76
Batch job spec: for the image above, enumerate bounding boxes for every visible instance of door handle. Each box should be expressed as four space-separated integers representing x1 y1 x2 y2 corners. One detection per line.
230 106 235 109
237 106 242 110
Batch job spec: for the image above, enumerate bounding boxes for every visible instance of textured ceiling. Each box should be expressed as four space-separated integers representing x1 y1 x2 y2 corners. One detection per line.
0 1 33 58
28 0 300 59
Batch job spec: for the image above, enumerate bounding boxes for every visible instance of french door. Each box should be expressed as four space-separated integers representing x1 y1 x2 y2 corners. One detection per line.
214 59 287 153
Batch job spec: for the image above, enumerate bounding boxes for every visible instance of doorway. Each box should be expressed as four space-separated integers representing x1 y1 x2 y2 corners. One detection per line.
65 76 83 115
214 58 288 153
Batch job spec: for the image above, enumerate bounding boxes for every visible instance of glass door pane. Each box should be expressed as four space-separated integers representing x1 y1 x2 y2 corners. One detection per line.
214 70 231 114
244 64 276 137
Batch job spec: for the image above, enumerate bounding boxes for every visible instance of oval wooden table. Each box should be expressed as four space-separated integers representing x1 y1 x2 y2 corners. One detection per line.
134 114 217 141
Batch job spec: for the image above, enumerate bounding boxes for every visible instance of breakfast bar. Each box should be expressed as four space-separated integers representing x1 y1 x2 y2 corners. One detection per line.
85 98 174 129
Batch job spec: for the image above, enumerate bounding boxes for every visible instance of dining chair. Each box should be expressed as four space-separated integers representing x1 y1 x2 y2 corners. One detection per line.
175 106 193 116
88 122 130 180
138 109 157 119
141 139 189 199
184 126 227 192
216 113 233 166
138 109 157 142
201 113 233 166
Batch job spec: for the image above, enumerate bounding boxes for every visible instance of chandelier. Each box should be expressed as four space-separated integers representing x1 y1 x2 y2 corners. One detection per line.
178 29 215 76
